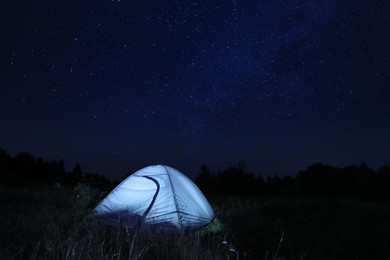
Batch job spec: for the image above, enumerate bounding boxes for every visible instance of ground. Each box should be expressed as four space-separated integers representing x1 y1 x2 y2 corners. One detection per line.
1 183 390 259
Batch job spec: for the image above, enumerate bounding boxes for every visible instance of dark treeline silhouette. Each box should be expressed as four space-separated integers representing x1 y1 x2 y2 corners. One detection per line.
196 162 390 201
0 148 113 188
3 147 390 200
196 163 263 196
295 162 390 200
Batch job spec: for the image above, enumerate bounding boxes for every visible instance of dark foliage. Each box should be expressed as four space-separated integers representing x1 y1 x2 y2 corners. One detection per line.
2 147 390 201
196 162 390 201
196 163 265 196
295 162 390 200
0 148 113 188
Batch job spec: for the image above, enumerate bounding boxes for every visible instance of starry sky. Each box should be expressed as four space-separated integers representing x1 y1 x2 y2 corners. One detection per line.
1 0 389 180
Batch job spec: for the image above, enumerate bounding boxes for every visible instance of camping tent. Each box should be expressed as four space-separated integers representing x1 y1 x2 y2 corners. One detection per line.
94 165 215 231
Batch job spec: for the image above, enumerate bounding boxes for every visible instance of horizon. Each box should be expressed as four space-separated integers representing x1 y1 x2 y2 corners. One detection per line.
1 147 388 182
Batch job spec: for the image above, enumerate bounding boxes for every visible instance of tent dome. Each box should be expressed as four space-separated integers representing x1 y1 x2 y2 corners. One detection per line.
94 165 215 231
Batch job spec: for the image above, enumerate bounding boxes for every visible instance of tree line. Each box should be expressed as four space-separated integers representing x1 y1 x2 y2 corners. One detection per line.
195 162 390 201
2 148 390 201
0 148 113 188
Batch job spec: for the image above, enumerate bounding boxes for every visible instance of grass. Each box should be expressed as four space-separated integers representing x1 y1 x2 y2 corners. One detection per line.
0 184 233 259
212 195 390 259
2 183 390 259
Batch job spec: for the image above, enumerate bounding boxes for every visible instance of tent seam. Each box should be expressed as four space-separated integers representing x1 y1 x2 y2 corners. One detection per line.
163 165 182 229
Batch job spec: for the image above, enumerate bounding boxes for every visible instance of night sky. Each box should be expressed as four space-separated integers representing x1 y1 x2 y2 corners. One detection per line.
1 0 389 180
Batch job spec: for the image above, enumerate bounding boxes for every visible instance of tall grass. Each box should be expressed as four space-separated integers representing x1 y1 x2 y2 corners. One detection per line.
3 184 390 259
0 184 233 259
212 195 390 259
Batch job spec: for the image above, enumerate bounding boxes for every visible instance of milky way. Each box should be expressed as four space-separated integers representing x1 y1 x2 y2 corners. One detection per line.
1 0 389 180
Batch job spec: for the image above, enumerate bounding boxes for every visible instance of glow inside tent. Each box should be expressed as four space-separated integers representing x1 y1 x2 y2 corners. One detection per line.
94 165 215 231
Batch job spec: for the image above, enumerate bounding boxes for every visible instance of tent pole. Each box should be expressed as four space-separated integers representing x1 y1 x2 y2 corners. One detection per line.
141 176 160 223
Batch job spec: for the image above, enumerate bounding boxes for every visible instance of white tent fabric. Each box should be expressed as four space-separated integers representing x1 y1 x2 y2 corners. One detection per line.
94 165 215 231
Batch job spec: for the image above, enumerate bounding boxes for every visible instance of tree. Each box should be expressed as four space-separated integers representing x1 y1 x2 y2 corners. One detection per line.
70 163 83 183
195 165 213 193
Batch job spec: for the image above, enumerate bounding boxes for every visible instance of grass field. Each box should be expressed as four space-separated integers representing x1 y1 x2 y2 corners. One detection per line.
1 183 390 259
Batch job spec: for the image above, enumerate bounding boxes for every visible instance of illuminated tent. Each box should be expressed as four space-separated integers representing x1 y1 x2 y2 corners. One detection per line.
94 165 215 231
